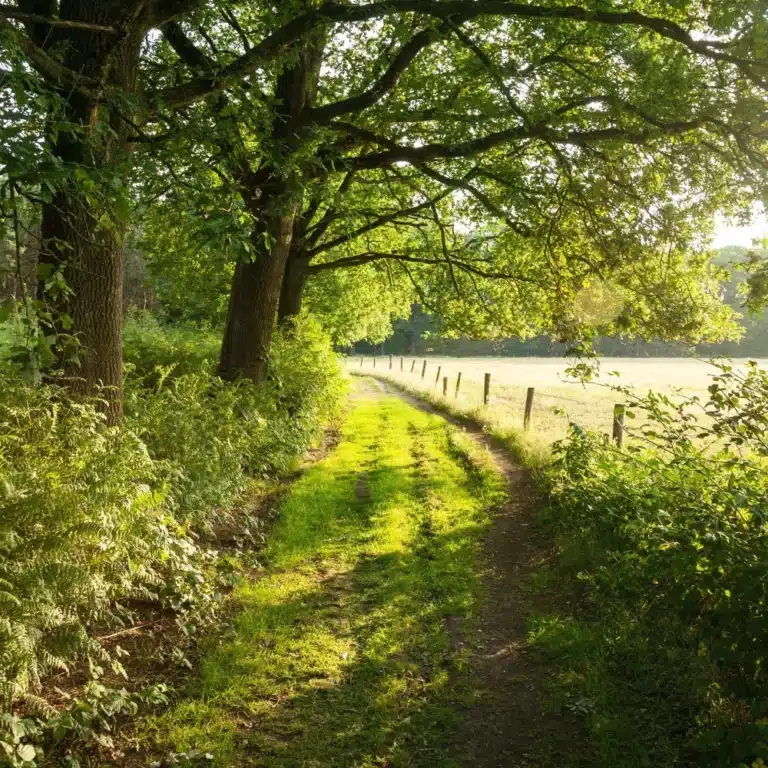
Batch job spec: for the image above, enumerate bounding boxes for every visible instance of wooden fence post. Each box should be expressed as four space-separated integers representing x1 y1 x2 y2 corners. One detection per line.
434 365 441 386
443 376 448 396
360 356 363 367
483 373 491 406
389 355 392 369
455 372 462 398
612 404 625 447
373 357 376 368
411 360 416 373
400 357 403 371
421 360 427 379
524 387 535 431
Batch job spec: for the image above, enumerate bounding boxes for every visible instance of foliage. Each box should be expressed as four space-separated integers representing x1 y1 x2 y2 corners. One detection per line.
138 188 414 345
540 361 768 765
0 371 178 702
123 312 219 383
0 681 170 767
0 316 343 764
126 314 344 530
134 0 768 350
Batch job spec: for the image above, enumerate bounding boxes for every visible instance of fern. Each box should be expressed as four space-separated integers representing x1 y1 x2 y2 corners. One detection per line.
0 315 344 714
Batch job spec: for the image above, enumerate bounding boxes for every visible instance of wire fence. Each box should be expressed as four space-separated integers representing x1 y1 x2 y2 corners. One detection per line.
350 355 625 444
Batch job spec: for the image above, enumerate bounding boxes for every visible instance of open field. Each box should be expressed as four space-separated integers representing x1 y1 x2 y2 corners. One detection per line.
347 356 768 445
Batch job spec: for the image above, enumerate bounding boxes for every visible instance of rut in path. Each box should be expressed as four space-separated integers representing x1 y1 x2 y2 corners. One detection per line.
373 377 585 767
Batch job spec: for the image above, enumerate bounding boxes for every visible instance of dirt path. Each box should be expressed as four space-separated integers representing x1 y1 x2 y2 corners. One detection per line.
372 376 584 767
130 378 582 767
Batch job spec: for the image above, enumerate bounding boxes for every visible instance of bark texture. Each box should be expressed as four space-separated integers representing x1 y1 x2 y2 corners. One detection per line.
217 29 323 381
218 211 295 381
32 2 147 423
278 250 311 323
27 0 200 423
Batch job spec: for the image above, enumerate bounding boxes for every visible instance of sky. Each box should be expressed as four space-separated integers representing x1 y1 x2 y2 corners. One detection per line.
713 212 768 249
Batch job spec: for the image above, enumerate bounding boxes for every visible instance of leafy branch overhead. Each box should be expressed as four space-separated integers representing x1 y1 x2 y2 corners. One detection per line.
120 0 768 343
1 0 767 407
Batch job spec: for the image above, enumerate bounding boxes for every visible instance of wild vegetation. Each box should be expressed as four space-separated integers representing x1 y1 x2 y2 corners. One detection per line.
1 0 768 766
538 362 768 766
0 315 343 765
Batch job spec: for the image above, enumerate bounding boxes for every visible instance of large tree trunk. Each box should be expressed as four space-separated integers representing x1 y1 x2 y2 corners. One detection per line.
217 30 323 382
218 210 295 381
40 189 124 411
278 251 311 323
32 5 147 425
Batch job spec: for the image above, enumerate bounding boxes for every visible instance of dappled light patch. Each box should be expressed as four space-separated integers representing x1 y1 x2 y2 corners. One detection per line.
141 389 503 766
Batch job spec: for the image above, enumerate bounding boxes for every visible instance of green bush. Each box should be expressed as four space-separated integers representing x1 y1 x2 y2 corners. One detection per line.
0 314 343 713
123 311 219 383
546 362 768 765
125 315 344 529
0 375 190 703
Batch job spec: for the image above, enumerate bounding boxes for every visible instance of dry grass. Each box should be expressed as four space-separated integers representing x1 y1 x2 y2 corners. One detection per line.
347 355 768 446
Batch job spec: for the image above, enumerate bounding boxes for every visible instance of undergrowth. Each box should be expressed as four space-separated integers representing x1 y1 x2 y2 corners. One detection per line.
536 362 768 767
0 314 343 766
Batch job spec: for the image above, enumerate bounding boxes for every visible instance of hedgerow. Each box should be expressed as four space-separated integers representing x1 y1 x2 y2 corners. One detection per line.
542 362 768 766
0 315 343 764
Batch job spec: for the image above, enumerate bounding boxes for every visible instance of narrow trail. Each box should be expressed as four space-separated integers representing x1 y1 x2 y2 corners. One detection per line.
372 377 584 767
137 378 581 767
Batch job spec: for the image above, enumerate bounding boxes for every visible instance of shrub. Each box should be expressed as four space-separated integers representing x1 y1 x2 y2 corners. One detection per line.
125 314 344 530
0 373 190 703
123 311 219 383
0 314 344 714
547 362 768 765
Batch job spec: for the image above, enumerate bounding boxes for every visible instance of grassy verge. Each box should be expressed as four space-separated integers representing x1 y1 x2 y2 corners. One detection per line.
134 388 505 767
353 371 551 477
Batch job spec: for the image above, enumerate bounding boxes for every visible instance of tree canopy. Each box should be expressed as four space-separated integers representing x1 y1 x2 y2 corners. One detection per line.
1 0 767 418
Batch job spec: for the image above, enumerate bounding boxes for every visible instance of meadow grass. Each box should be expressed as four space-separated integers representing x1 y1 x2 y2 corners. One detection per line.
352 355 759 445
138 389 505 767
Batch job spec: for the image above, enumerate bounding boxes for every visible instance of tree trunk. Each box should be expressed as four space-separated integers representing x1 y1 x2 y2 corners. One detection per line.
218 210 295 382
217 28 323 382
278 251 311 323
33 5 147 425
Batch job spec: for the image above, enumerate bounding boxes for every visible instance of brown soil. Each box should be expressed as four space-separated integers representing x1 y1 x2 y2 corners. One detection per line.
371 376 586 767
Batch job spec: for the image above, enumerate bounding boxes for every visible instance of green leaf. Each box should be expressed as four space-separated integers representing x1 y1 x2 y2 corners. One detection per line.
17 743 36 762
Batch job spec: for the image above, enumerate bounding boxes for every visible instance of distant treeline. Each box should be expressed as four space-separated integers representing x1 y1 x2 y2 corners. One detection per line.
354 247 768 359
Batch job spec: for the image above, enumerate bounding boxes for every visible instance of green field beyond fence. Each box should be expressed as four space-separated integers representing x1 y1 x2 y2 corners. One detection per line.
349 356 768 445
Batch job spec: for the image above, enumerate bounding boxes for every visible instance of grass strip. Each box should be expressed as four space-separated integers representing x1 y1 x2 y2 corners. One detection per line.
138 391 505 767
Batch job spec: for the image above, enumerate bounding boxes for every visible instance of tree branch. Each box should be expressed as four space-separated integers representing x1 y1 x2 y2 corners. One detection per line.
151 0 205 26
417 163 530 236
305 169 358 247
308 249 539 284
163 20 214 72
332 116 707 170
0 16 100 94
306 24 446 124
219 6 251 52
309 186 454 256
150 0 768 111
0 5 117 32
